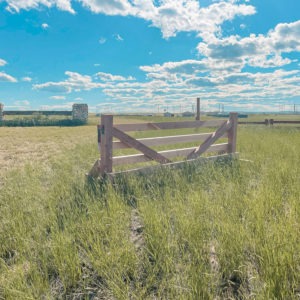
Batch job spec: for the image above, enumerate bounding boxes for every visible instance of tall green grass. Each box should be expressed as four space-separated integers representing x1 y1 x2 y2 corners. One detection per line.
0 125 299 299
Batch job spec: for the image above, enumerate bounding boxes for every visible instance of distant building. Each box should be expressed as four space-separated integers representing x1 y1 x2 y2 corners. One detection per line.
182 111 194 117
164 112 174 117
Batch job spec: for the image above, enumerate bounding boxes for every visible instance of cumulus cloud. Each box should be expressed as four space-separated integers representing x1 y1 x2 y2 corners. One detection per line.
4 0 75 13
0 72 18 82
3 0 256 38
0 59 7 66
33 81 72 93
96 72 135 81
79 0 132 16
151 1 256 38
197 20 300 68
49 95 66 100
33 71 101 93
41 23 49 29
35 71 135 94
98 37 106 44
0 58 18 82
141 60 207 75
21 76 32 82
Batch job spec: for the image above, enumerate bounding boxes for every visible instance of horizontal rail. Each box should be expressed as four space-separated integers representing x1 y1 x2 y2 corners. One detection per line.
113 143 228 166
113 120 226 132
238 121 267 125
239 120 300 125
272 120 300 124
3 110 72 116
113 133 227 149
109 153 239 178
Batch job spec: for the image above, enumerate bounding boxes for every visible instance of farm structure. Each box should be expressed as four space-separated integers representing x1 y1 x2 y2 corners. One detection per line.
89 112 238 178
0 103 88 122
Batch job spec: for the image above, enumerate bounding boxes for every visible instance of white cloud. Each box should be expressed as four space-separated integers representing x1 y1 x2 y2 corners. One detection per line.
151 1 256 38
4 0 75 13
96 72 135 81
49 95 66 100
3 0 256 38
79 0 132 16
14 100 30 106
0 59 7 67
33 81 72 93
114 34 123 41
33 71 102 93
99 37 106 44
42 23 49 29
21 76 32 82
39 102 74 110
0 72 17 82
197 20 300 68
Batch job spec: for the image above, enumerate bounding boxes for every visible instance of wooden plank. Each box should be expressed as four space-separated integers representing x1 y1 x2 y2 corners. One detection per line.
100 115 113 175
113 143 229 166
114 119 226 132
273 120 300 124
228 112 238 153
238 121 267 125
110 153 238 177
113 133 227 149
112 127 171 164
187 120 231 160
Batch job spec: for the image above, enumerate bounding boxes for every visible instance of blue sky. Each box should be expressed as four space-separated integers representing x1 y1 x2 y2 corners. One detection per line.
0 0 299 113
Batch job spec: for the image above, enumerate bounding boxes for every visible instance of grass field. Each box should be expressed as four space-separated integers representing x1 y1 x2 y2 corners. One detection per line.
0 115 300 299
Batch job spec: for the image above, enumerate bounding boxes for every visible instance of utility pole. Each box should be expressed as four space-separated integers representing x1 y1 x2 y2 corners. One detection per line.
196 97 200 120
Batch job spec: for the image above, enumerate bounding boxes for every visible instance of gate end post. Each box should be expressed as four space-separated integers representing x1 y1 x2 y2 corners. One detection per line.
228 112 238 154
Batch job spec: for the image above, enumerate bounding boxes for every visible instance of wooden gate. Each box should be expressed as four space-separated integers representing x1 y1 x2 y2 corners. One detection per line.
89 113 238 178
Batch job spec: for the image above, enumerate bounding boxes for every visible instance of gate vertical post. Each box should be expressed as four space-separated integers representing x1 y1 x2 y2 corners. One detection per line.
228 112 238 154
100 114 113 175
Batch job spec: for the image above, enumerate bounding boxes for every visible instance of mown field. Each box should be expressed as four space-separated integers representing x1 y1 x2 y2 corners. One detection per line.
0 115 300 299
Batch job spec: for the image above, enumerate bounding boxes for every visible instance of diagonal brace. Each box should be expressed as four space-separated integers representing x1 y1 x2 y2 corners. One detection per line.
187 120 232 160
112 127 171 164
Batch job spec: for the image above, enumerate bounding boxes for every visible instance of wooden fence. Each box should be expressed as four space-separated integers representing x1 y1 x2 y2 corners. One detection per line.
239 119 300 125
89 112 238 178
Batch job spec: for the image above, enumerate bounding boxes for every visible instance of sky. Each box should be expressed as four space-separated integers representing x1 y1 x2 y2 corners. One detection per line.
0 0 299 113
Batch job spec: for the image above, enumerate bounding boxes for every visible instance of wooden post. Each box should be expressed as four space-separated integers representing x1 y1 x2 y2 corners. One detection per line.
0 103 3 121
196 97 200 120
100 115 113 175
228 112 238 154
